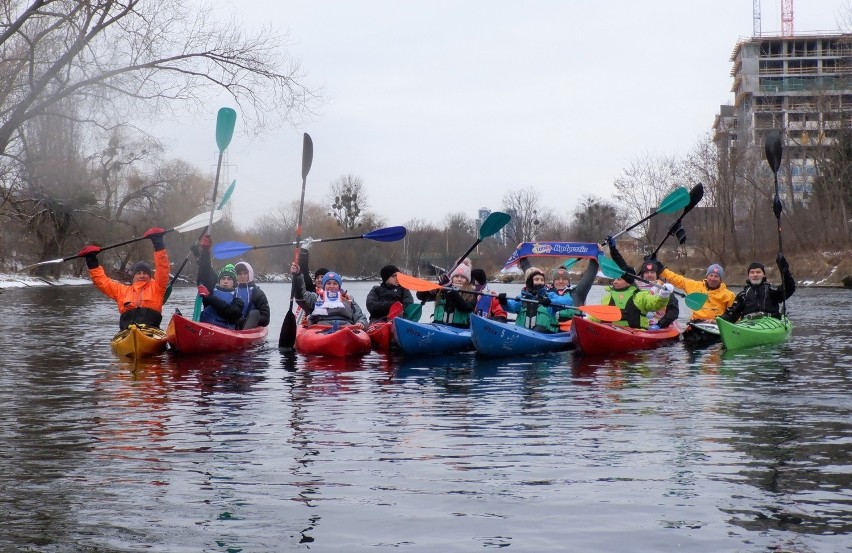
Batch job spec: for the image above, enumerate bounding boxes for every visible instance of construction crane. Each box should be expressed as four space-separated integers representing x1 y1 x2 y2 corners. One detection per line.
752 0 794 37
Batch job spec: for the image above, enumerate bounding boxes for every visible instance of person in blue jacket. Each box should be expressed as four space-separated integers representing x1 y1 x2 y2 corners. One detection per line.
498 267 575 333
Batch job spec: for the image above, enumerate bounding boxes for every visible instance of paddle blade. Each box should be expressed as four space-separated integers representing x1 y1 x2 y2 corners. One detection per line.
216 108 237 152
764 129 783 173
479 211 511 239
192 294 203 321
175 210 223 233
657 187 691 214
685 183 704 213
217 180 236 209
364 226 406 242
684 292 709 311
396 273 441 293
302 133 313 180
212 241 253 260
577 305 622 322
279 309 297 349
387 302 404 320
404 303 423 322
560 258 580 271
20 258 64 271
597 256 625 279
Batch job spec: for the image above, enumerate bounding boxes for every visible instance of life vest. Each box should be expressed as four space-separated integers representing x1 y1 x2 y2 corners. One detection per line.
433 292 471 327
199 287 238 329
235 283 257 318
513 288 560 333
603 286 645 328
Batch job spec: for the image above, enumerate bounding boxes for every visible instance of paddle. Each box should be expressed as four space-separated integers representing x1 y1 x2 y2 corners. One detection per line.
650 183 704 258
604 187 690 244
212 226 407 260
764 129 787 315
597 255 708 311
20 210 223 271
279 133 313 349
403 302 423 322
445 211 511 276
165 108 237 300
395 273 621 322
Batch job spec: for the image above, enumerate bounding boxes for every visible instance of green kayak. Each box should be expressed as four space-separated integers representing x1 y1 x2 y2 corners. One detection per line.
715 314 792 350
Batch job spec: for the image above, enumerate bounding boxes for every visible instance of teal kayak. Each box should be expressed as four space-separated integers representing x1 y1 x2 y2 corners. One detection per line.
715 315 792 350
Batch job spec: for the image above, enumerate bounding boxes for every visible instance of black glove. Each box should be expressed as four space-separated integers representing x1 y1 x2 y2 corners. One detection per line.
144 227 166 252
776 252 790 273
606 235 617 250
537 294 552 307
78 245 100 269
497 293 508 306
437 273 450 286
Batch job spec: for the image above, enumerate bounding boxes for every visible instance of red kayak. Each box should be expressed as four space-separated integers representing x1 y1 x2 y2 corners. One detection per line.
571 316 681 355
367 321 394 352
295 324 372 357
166 313 268 354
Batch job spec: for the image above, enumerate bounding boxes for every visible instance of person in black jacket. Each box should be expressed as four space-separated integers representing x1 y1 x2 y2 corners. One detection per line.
636 259 679 329
720 254 795 322
366 265 414 323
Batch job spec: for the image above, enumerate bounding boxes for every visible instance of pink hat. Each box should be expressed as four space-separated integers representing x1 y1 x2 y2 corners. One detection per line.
450 258 472 282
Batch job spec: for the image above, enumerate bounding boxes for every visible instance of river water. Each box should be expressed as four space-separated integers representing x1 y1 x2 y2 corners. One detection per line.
1 282 849 552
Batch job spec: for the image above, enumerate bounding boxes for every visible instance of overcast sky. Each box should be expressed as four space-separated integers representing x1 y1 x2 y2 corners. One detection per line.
158 1 847 231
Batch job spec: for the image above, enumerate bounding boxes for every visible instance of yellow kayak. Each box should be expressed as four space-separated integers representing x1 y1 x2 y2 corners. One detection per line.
111 324 168 359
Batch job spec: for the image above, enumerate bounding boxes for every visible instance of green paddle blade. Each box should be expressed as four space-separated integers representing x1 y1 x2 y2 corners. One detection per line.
217 180 236 209
404 303 423 322
192 294 203 321
684 292 708 311
560 258 580 271
657 187 691 214
479 211 511 239
597 255 625 279
216 108 237 152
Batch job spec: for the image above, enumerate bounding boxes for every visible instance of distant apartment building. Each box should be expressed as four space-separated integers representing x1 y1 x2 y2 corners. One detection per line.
713 33 852 204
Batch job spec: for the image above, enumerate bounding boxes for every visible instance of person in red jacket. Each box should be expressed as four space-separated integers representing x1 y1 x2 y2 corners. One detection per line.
77 228 169 329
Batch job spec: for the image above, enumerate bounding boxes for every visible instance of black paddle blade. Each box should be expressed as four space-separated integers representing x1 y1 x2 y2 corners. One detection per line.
686 183 704 212
773 195 783 219
675 226 687 245
764 130 783 173
279 309 297 349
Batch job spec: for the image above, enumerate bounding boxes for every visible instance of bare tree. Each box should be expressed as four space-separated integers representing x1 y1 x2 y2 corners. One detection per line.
569 195 622 243
501 186 552 245
328 174 368 231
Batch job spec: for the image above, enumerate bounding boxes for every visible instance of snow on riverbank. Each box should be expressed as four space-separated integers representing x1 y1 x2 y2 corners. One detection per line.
0 274 91 289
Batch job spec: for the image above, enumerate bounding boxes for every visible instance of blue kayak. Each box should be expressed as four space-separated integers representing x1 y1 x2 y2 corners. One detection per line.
470 314 573 357
393 317 473 355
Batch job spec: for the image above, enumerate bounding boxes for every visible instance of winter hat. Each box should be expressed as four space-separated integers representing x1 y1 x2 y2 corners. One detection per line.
321 271 342 288
218 264 237 281
640 260 661 276
706 263 724 278
470 268 488 287
619 267 636 285
380 264 400 283
747 262 765 274
552 266 571 281
314 267 329 279
525 266 546 289
450 258 472 282
234 261 255 282
130 261 152 277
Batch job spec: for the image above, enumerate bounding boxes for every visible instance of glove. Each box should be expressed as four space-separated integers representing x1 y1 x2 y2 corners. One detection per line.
537 295 552 307
657 283 674 299
437 273 450 286
649 324 661 330
776 252 789 273
197 284 210 297
606 235 617 249
77 245 101 257
497 293 508 306
300 237 315 251
144 227 166 251
199 234 212 252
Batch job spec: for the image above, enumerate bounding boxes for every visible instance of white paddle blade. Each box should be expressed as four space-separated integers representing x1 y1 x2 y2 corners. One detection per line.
175 210 223 233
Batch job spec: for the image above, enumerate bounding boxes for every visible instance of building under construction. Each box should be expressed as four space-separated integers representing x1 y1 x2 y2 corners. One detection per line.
713 31 852 203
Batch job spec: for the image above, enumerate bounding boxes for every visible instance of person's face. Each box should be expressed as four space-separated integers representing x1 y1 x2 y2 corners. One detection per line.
219 275 235 290
133 271 150 284
315 275 324 289
641 270 658 282
386 274 399 286
451 274 468 287
553 273 570 289
236 266 250 284
705 273 722 289
748 268 765 285
324 279 341 293
532 274 546 287
612 277 629 290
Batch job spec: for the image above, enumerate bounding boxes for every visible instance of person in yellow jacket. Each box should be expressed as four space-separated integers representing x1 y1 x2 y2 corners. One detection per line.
77 228 170 330
658 261 735 322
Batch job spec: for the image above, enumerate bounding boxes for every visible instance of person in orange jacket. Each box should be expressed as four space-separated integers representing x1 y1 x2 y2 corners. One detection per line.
77 227 170 329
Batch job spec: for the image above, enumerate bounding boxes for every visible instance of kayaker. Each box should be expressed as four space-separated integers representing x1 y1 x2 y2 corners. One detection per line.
498 266 576 333
548 257 599 307
719 255 795 323
290 262 369 329
232 261 271 330
606 237 679 329
197 255 245 330
366 264 414 323
471 268 508 323
656 257 735 323
600 267 674 329
416 259 477 328
78 227 169 330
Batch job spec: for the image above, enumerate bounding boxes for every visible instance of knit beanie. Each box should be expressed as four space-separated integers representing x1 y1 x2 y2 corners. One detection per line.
380 264 400 283
130 261 152 277
747 262 765 274
450 259 472 282
620 267 636 285
640 260 661 276
552 266 571 281
218 263 237 281
314 267 329 279
706 263 724 278
470 269 487 287
321 271 342 288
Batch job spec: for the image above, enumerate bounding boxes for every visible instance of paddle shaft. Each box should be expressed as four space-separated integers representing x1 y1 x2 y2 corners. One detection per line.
766 129 786 314
651 184 704 258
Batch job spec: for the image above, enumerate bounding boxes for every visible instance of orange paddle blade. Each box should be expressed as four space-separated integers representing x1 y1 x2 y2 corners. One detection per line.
578 304 622 322
396 273 441 293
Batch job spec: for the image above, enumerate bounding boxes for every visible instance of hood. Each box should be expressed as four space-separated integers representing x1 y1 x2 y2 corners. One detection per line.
235 261 255 282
